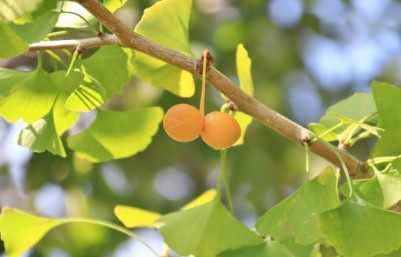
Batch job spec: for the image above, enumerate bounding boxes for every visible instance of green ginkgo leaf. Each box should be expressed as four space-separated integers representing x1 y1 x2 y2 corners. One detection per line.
17 71 83 156
309 92 376 142
255 167 340 245
65 47 130 112
319 200 401 257
372 81 401 157
79 46 130 97
18 112 66 157
0 0 42 22
67 107 163 162
0 23 29 58
156 198 262 257
344 173 401 209
0 206 148 257
0 67 60 123
56 0 126 28
52 71 83 135
10 11 59 43
0 207 64 257
132 0 195 97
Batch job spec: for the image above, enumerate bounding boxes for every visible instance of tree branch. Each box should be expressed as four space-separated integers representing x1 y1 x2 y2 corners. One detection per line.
29 34 121 51
67 0 371 178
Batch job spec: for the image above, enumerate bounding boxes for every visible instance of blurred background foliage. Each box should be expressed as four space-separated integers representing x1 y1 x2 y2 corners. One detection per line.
1 0 401 256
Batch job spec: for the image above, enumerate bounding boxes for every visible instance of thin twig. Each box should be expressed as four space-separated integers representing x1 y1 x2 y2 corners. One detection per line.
64 0 371 178
29 34 121 51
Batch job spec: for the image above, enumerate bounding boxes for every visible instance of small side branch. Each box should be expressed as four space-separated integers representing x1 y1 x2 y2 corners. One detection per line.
29 34 121 51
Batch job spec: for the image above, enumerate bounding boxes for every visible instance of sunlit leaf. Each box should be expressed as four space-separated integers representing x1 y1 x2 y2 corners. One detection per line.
156 198 262 257
56 0 126 28
65 81 105 112
10 11 59 43
103 0 127 13
67 107 163 162
79 46 130 97
236 44 253 96
16 71 82 157
0 207 63 257
319 200 401 257
132 0 195 97
218 242 294 257
320 92 376 127
372 81 401 157
18 112 66 157
309 92 376 142
255 167 340 245
233 44 254 146
52 71 83 135
181 189 217 210
114 205 161 228
65 47 129 112
0 67 60 123
0 0 42 22
0 23 29 58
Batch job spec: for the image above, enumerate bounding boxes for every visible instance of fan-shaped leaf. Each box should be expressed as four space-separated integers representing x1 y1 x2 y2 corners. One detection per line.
0 67 61 123
345 173 401 209
114 206 161 228
132 0 195 97
0 0 42 22
0 23 29 58
255 167 340 245
309 92 376 142
156 198 262 257
372 81 401 157
56 0 126 28
17 71 83 156
10 11 59 43
319 200 401 257
0 207 64 257
18 112 66 156
67 107 163 162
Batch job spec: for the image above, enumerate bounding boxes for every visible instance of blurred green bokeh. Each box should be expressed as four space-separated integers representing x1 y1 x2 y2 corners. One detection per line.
1 0 401 256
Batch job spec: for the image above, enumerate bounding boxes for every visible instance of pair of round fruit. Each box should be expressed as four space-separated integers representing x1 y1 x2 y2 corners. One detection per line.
163 103 241 149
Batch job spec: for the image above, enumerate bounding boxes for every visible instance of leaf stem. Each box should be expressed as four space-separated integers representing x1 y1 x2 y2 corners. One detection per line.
199 50 208 115
59 10 99 36
66 48 80 77
304 142 310 179
330 147 354 198
45 50 69 69
60 218 159 256
217 149 234 213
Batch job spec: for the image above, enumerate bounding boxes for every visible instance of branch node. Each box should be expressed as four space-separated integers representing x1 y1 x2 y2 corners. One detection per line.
76 44 86 56
300 131 315 146
97 31 106 39
196 51 215 75
338 142 349 151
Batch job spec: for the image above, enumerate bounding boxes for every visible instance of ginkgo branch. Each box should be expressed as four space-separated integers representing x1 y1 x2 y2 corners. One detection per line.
31 0 371 179
29 34 121 51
